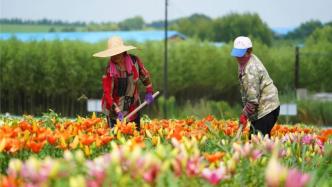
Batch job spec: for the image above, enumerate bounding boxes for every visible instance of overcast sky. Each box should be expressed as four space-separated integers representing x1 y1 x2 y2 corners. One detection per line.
1 0 332 28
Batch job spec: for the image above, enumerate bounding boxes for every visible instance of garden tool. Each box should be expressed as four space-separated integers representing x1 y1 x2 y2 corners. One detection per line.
123 91 160 121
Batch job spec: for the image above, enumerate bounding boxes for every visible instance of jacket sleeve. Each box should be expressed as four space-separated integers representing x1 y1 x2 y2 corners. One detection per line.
102 75 113 109
242 64 260 119
135 56 153 93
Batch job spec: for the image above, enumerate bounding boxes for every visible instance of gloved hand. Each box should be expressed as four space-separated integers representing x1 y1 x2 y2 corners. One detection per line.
144 92 154 105
117 111 124 122
239 114 248 129
115 106 123 122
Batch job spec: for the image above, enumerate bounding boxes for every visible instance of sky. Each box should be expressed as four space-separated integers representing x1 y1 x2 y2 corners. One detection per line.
1 0 332 29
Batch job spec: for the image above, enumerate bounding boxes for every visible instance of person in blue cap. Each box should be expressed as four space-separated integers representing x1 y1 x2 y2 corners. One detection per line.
231 36 280 138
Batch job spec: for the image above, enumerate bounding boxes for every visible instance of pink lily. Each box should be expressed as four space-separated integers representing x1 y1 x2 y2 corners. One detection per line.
186 157 200 177
302 135 314 145
251 149 263 160
201 166 226 185
143 164 160 183
285 169 310 187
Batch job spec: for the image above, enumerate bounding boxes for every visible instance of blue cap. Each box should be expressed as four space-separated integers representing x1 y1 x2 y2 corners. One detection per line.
231 48 247 57
231 36 252 57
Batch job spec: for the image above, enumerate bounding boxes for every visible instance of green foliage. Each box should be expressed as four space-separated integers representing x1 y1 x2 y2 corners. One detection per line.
0 39 105 115
168 13 274 44
1 29 332 121
0 18 86 26
85 22 119 31
285 20 323 42
119 16 145 30
170 14 214 41
300 26 332 91
213 13 274 45
297 100 332 125
0 24 85 32
155 96 240 120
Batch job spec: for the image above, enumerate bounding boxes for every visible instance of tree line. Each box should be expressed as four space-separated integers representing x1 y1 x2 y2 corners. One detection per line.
0 18 86 26
2 14 331 44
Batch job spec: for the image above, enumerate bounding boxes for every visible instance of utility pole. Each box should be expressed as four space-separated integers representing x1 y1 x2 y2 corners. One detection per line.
163 0 168 118
295 46 300 89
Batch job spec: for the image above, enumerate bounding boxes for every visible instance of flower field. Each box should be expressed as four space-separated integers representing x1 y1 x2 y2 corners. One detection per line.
0 114 331 187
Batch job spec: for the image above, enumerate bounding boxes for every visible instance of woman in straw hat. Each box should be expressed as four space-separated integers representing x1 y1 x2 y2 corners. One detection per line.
93 36 154 130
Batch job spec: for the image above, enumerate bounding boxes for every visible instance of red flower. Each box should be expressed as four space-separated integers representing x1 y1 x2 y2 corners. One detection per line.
27 140 45 153
80 134 95 146
47 135 57 145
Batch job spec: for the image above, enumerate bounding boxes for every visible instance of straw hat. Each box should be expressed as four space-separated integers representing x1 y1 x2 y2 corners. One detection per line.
93 36 136 58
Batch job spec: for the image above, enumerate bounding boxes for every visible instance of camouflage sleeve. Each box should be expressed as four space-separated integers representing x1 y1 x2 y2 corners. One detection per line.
242 64 260 119
240 88 246 106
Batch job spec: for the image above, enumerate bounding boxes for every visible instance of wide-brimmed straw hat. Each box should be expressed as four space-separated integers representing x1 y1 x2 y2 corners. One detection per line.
93 36 136 58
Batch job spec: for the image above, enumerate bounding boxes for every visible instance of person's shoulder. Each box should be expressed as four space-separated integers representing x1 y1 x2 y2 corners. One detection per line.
250 54 261 63
251 55 265 68
247 56 258 67
129 54 138 63
245 55 261 73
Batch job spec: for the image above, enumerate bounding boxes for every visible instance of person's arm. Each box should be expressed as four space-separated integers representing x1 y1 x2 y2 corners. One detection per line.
242 64 260 120
102 75 113 109
136 56 153 93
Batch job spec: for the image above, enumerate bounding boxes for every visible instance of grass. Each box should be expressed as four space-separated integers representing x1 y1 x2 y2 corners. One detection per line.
148 96 332 126
0 24 85 32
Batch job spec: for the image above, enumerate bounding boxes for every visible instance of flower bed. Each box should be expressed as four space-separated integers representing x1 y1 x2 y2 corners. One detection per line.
0 114 331 186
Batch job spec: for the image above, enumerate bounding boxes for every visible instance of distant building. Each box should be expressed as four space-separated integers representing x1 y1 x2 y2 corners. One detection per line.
0 30 187 43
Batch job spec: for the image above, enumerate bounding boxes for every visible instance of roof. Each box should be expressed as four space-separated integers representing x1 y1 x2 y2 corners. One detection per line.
0 30 187 43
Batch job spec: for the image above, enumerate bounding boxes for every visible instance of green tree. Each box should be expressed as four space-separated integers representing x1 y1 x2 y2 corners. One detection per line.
300 25 332 91
285 20 323 41
325 21 332 27
119 16 145 30
213 13 273 45
170 14 214 41
85 22 119 31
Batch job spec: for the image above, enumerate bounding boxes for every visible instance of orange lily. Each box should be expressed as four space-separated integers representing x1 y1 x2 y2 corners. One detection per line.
204 151 225 163
80 134 95 146
27 140 45 153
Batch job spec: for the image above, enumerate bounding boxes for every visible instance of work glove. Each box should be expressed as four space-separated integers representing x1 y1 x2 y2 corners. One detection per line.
144 92 154 105
117 112 124 122
239 114 248 129
115 107 123 122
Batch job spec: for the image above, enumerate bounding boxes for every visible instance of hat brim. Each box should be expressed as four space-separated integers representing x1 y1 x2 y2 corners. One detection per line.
231 48 247 57
93 45 136 58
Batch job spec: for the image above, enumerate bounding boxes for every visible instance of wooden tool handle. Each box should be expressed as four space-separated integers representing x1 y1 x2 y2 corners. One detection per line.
124 91 160 121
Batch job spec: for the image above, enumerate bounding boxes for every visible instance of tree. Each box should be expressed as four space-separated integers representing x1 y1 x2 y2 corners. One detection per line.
170 14 214 41
146 20 164 29
300 26 332 91
285 20 323 41
118 16 145 30
85 22 119 31
49 27 56 32
213 13 273 45
325 21 332 27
